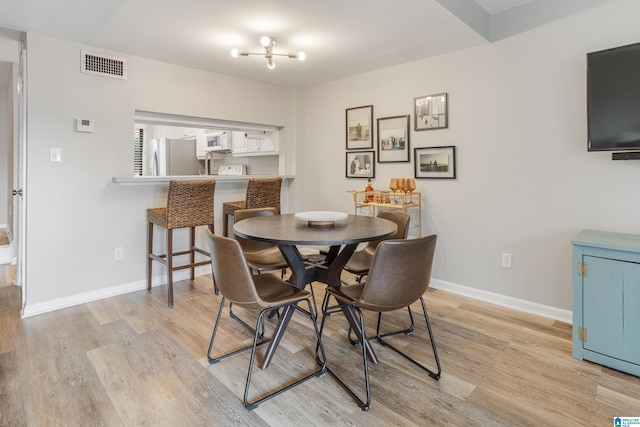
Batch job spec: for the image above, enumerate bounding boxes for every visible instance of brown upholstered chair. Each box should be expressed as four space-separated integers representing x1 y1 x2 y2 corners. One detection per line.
319 234 441 411
234 207 318 318
205 230 326 410
342 210 411 283
342 210 412 340
147 180 215 307
234 207 289 277
222 177 282 237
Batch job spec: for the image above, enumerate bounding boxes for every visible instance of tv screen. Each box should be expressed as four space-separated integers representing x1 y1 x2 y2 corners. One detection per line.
587 42 640 152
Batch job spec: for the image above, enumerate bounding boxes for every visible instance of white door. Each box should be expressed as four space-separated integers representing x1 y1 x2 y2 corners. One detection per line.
11 41 27 313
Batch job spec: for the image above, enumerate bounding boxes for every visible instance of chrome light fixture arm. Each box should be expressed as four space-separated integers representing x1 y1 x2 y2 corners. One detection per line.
231 36 305 69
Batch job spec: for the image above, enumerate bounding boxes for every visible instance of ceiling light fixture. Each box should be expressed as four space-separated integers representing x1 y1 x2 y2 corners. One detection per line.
230 36 305 70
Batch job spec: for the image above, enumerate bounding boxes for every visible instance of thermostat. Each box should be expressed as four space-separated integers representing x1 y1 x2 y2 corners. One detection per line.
76 118 94 132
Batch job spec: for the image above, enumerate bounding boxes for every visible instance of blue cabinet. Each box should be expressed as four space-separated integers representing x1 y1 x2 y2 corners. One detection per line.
572 230 640 376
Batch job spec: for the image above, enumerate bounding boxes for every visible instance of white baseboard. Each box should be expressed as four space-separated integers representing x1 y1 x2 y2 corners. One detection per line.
21 268 573 324
430 278 572 324
21 265 211 318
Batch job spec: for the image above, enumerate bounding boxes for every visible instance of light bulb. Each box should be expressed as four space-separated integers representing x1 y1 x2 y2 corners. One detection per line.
230 48 239 58
297 51 306 61
261 36 272 47
267 59 275 69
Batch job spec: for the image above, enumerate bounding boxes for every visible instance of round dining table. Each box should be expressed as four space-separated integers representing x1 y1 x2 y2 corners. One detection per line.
234 212 397 368
234 213 397 290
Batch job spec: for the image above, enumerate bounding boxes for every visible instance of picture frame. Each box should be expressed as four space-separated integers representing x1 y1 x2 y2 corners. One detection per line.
414 93 448 131
346 105 374 149
377 115 410 163
414 146 456 179
346 151 375 178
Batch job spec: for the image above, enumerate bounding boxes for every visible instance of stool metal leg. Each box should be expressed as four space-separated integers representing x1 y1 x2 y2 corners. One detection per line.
167 229 173 308
189 226 196 281
147 222 154 291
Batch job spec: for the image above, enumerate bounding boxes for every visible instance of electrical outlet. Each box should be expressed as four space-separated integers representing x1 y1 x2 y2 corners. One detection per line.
115 246 124 261
501 252 512 269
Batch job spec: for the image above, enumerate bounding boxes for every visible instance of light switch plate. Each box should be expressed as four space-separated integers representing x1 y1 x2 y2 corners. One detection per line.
50 148 62 163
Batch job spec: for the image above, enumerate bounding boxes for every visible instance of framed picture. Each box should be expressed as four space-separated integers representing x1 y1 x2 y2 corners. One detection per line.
414 93 448 131
346 105 373 149
346 151 375 178
377 115 410 163
414 146 456 179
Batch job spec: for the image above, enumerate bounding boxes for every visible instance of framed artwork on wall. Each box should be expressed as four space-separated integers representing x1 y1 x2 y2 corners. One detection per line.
414 146 456 179
414 93 448 131
346 105 374 149
377 115 410 163
346 151 375 178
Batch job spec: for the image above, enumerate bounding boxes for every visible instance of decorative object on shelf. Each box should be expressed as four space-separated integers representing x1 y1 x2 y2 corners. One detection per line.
377 115 410 162
346 150 375 178
230 36 305 70
414 146 456 179
364 178 375 203
388 178 415 203
347 190 422 237
389 178 399 203
406 178 417 203
346 105 374 150
414 93 448 131
295 211 348 228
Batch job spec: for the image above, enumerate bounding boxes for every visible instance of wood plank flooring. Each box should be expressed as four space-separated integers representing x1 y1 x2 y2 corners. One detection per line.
1 263 640 426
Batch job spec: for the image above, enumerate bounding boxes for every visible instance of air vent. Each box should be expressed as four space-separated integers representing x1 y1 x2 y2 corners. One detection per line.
81 50 127 80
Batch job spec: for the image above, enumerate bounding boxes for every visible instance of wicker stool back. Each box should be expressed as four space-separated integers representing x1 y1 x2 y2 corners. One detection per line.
222 177 282 236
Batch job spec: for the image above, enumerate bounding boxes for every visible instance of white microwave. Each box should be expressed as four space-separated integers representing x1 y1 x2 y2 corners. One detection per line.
206 130 232 151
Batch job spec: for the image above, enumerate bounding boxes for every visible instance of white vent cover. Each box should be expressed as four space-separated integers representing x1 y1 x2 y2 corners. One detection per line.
81 50 127 80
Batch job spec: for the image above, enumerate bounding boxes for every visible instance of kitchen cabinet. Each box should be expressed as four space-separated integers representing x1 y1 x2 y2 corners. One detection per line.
232 130 278 156
572 229 640 376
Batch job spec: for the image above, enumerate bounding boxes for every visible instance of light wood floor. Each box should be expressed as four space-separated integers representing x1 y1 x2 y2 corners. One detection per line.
2 263 640 426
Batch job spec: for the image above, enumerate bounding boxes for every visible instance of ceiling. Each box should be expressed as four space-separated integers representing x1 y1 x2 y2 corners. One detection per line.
0 0 610 88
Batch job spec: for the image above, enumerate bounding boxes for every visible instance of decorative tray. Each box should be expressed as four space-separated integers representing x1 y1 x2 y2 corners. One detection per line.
294 211 348 228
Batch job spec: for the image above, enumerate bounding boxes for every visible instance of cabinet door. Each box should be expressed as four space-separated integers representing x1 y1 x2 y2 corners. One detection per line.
582 255 623 359
231 131 248 154
623 261 640 365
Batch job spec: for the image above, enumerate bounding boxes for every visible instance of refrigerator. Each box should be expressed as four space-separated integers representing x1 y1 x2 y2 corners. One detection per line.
146 138 202 176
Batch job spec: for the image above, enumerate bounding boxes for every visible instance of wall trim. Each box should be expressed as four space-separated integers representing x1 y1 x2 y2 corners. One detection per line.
430 278 573 324
21 269 573 324
21 266 211 318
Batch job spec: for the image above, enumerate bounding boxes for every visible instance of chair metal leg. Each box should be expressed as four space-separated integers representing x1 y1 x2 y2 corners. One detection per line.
307 282 318 320
229 302 266 339
244 299 326 409
209 298 326 410
208 297 272 365
375 297 441 380
318 292 371 411
347 305 414 345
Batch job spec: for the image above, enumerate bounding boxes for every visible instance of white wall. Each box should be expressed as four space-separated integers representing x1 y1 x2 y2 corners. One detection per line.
303 0 640 312
20 0 640 317
23 32 295 311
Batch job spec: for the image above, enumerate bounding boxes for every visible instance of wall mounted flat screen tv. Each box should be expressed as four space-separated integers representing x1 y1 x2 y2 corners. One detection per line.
587 42 640 152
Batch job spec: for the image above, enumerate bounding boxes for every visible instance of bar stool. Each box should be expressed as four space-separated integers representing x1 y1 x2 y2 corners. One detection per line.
147 180 216 307
222 177 282 237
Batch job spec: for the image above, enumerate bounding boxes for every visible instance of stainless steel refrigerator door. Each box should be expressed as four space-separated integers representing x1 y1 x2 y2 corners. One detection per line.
147 138 167 176
166 139 202 175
